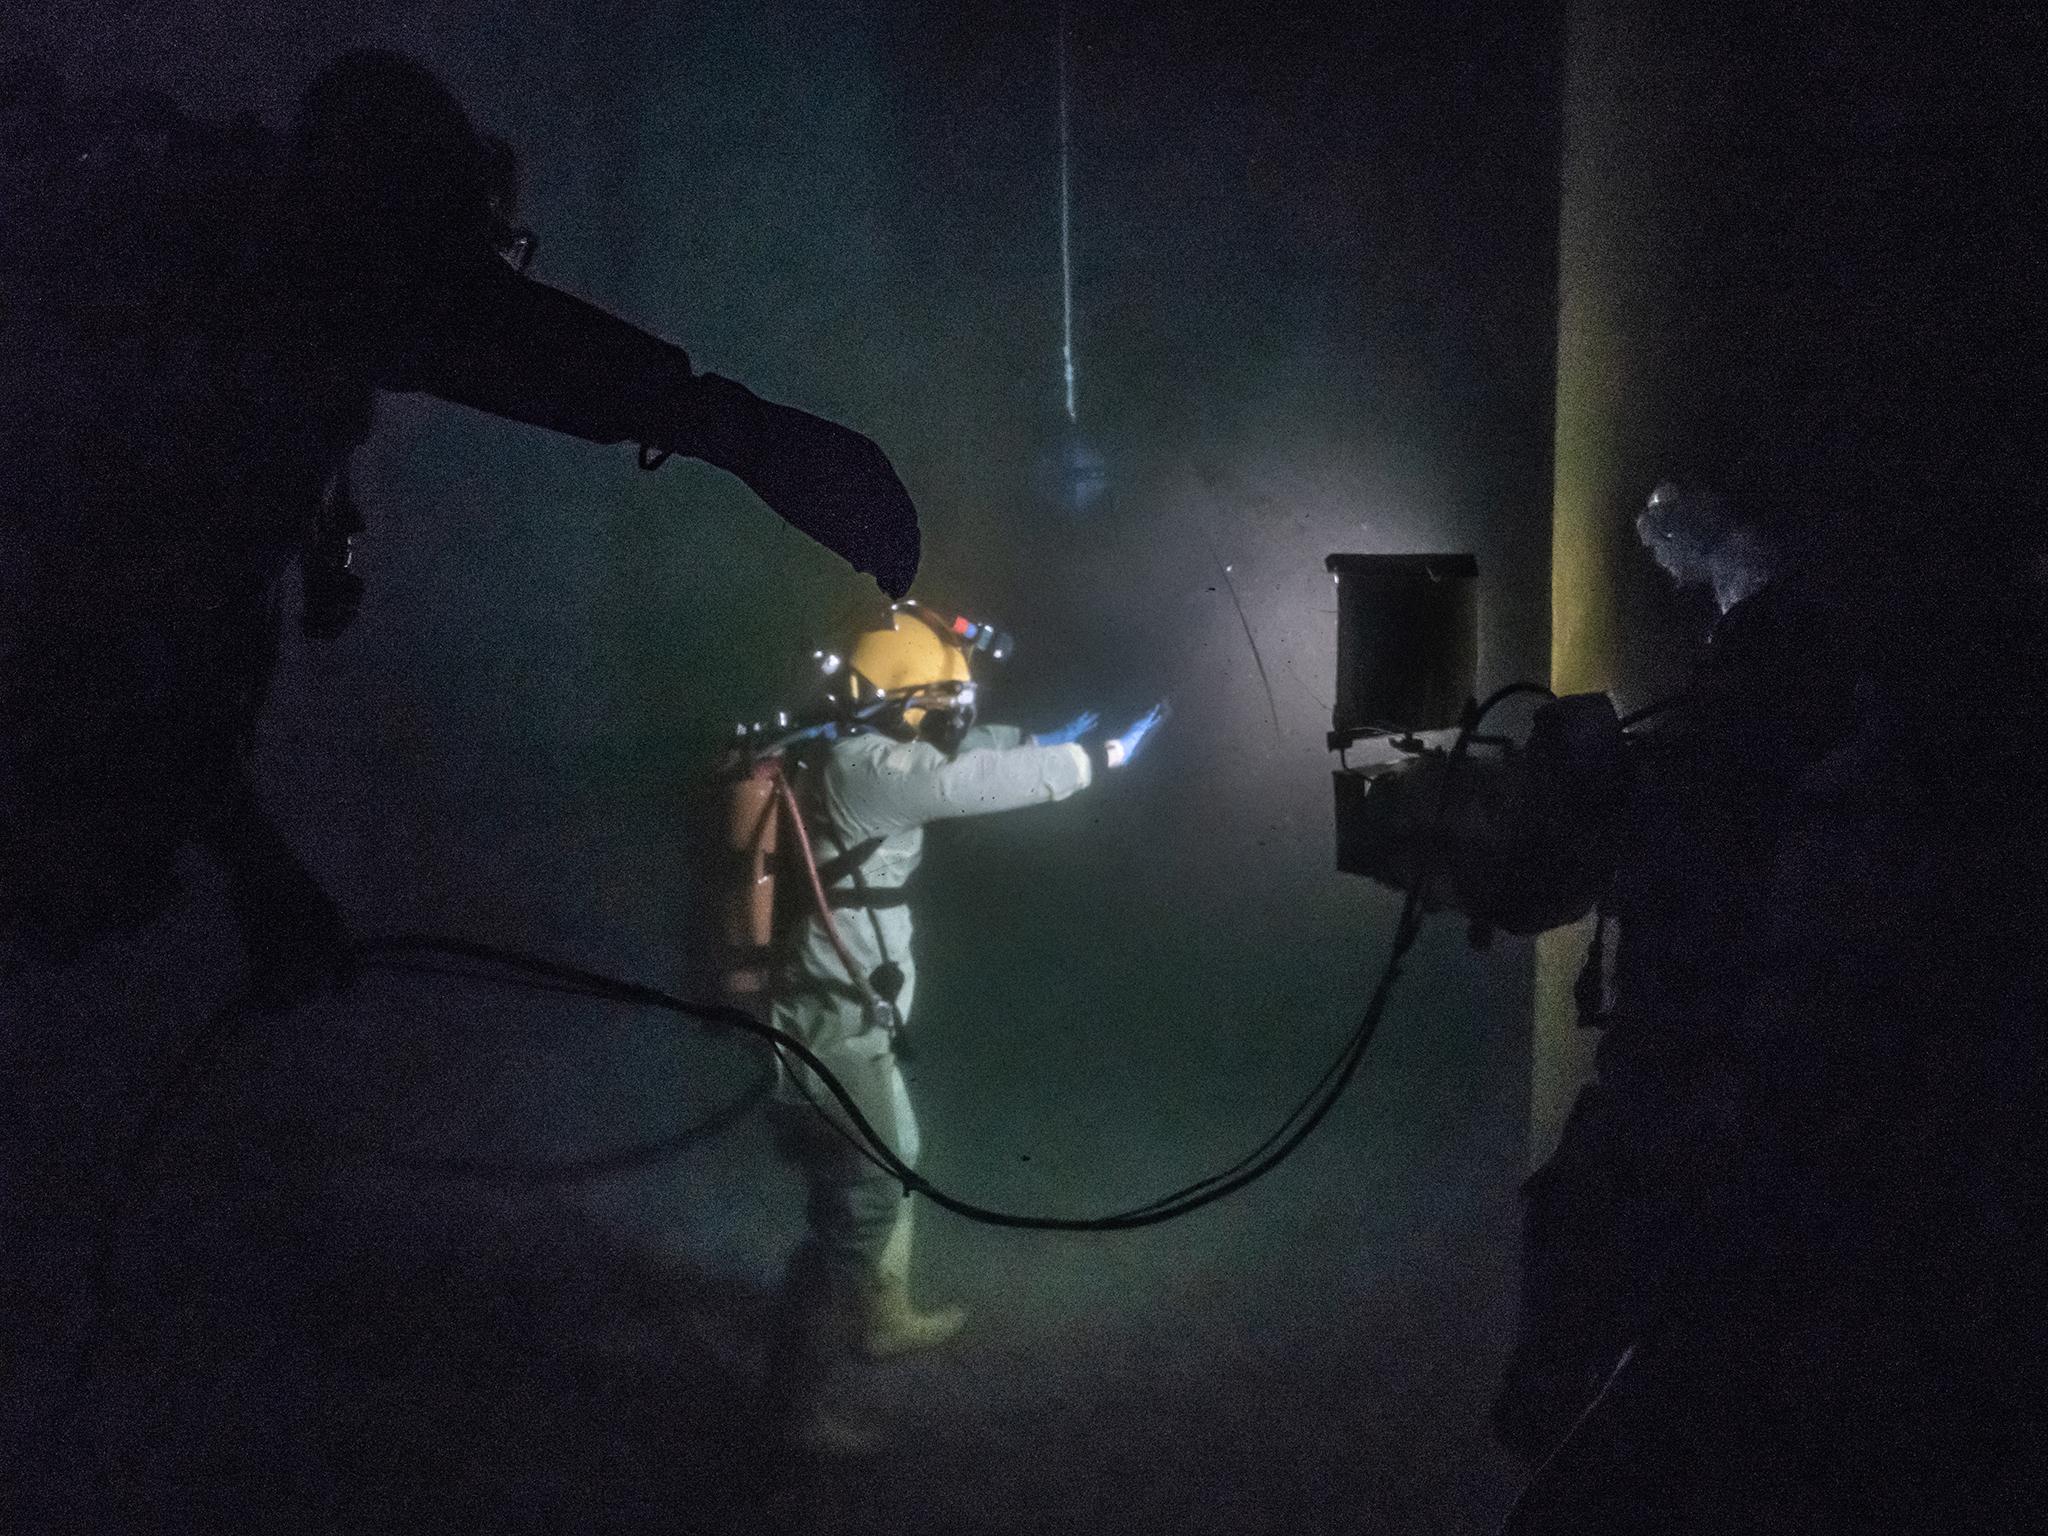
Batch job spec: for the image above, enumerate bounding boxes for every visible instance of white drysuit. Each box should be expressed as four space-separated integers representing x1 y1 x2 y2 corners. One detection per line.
768 723 1091 1270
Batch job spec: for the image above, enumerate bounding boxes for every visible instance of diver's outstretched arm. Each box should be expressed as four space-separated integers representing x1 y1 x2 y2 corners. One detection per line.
279 46 920 598
373 266 920 599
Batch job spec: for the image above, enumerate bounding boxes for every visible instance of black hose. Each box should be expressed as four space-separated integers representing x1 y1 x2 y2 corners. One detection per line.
42 681 1544 1514
117 684 1549 1236
408 681 1546 1233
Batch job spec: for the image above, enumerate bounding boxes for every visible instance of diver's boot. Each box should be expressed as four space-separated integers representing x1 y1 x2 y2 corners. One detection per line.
855 1276 967 1362
855 1205 966 1362
764 1254 886 1458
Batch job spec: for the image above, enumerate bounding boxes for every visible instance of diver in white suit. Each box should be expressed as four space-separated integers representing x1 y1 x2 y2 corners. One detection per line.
763 602 1166 1454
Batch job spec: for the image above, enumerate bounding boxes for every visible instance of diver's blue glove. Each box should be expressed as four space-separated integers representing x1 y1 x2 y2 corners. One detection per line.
1032 710 1100 747
1104 699 1172 768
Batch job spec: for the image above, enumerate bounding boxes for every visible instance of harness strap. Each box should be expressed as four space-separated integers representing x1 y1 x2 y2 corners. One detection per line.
826 886 914 910
812 835 884 887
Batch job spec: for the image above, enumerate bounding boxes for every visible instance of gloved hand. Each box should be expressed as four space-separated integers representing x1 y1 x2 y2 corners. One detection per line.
1031 710 1100 747
1105 699 1172 768
672 373 922 600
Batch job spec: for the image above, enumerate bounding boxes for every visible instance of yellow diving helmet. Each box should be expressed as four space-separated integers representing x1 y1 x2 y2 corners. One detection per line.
846 603 977 731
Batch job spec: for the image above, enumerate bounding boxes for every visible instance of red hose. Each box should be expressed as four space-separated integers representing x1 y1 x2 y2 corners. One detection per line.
771 763 871 995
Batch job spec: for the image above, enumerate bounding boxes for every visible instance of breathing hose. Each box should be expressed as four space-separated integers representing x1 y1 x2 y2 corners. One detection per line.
108 682 1549 1245
337 682 1546 1233
769 762 886 1021
34 682 1546 1517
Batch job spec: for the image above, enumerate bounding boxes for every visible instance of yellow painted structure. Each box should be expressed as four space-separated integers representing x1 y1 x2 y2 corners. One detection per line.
1535 0 1726 1167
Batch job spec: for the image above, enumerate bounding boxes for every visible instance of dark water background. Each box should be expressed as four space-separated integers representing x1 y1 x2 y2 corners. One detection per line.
4 2 1560 1527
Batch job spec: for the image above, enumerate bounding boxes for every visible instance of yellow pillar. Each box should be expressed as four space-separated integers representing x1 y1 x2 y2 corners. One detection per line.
1535 0 1625 1169
1535 0 1704 1168
1536 0 1786 1168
